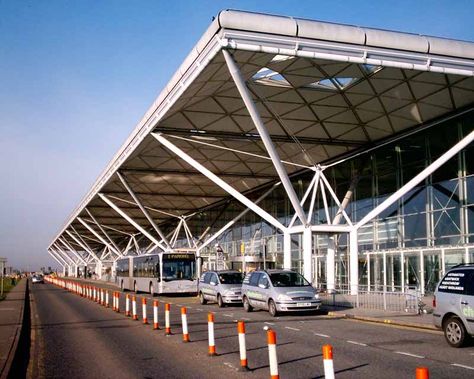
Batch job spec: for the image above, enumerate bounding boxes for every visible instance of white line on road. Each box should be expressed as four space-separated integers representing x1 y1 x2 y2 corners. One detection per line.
285 326 301 331
265 322 275 325
196 308 203 311
451 363 474 370
223 313 234 317
347 340 367 346
314 333 330 338
395 351 425 359
241 317 251 321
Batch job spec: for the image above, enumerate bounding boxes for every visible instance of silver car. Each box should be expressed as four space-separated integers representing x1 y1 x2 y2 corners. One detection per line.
433 264 474 347
241 269 321 317
198 270 244 307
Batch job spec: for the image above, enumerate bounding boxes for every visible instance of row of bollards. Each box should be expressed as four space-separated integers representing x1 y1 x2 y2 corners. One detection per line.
46 277 430 378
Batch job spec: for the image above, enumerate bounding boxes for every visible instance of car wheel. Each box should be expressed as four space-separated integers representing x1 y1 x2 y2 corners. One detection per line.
268 299 278 317
243 296 253 312
199 292 207 305
217 294 224 308
444 317 467 348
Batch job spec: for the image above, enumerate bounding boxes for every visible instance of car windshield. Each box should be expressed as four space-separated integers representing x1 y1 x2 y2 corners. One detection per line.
218 273 244 285
269 272 310 287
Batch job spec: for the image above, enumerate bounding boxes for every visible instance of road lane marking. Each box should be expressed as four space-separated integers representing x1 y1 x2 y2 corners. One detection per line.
285 326 301 331
347 340 367 346
395 351 425 359
241 317 251 321
196 308 203 311
314 333 330 338
223 313 233 317
451 363 474 370
265 322 275 325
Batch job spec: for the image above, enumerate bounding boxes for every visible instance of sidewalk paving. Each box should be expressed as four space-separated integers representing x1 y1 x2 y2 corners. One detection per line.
323 304 439 331
0 278 27 378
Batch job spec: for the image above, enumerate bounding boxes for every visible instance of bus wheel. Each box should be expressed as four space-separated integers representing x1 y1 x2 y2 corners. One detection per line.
199 292 207 305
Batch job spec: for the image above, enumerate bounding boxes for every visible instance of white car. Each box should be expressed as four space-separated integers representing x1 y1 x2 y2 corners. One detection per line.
32 275 44 284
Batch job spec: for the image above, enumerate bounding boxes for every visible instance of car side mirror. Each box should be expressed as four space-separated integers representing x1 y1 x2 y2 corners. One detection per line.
210 281 217 286
258 283 269 289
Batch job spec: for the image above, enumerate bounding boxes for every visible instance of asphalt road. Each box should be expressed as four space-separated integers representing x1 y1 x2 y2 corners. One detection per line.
29 280 474 378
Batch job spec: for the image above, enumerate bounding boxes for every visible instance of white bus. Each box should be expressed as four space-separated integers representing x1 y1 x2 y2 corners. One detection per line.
115 252 198 294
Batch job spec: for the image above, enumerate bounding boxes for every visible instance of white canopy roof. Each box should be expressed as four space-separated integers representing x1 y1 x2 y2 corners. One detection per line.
49 10 474 254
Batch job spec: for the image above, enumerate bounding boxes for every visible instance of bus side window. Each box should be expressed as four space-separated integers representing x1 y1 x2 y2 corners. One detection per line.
155 263 160 280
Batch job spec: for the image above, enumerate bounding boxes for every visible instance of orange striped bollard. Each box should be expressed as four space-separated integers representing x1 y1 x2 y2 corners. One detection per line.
165 303 171 335
125 294 131 317
105 291 109 308
237 321 249 371
181 307 189 342
322 345 334 379
100 289 104 305
208 312 216 356
142 298 148 324
416 367 429 379
153 300 159 329
267 329 279 379
132 296 138 320
115 292 120 312
93 287 97 302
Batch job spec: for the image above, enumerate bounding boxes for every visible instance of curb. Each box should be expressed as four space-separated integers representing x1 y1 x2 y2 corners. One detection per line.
327 311 440 332
0 279 29 379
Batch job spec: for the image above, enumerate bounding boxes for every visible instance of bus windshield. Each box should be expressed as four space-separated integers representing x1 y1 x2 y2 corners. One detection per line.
162 255 196 281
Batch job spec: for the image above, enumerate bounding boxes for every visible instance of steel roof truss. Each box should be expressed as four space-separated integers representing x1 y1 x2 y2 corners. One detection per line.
77 217 122 257
85 208 123 255
223 49 308 226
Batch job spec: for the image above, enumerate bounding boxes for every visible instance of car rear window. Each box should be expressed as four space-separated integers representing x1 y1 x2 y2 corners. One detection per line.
438 269 470 294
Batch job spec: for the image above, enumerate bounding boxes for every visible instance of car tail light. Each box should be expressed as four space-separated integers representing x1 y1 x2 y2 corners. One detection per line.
432 296 436 308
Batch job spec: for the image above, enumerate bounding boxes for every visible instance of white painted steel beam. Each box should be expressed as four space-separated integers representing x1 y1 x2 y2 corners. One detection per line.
223 49 308 226
85 208 122 256
197 183 279 253
283 232 291 270
98 193 168 251
48 249 65 269
152 132 286 232
58 237 87 265
65 230 101 263
357 129 474 229
49 248 68 267
77 217 123 257
303 227 313 282
116 171 171 249
52 243 76 265
289 225 352 234
349 229 359 295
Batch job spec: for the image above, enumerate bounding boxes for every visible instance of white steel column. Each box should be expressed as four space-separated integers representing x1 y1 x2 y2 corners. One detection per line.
152 133 286 233
283 232 291 270
223 49 307 226
98 194 168 251
116 171 171 249
357 129 474 229
349 229 359 295
303 228 313 282
326 238 336 293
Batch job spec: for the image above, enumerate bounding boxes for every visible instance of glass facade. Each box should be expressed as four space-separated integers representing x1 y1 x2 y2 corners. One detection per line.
191 110 473 294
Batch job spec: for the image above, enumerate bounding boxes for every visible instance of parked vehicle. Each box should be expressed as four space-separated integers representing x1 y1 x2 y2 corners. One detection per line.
241 269 321 317
198 270 244 307
433 263 474 347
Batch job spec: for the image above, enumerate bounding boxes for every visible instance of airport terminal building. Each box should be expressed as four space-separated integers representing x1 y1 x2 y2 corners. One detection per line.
48 10 474 296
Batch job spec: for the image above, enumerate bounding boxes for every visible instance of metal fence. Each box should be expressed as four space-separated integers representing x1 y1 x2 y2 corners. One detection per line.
319 285 424 313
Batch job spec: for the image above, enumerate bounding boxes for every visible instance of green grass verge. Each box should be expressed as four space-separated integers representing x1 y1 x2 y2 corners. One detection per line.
0 278 18 300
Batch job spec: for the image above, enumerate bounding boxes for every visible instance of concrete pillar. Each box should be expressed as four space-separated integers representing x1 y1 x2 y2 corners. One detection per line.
326 237 336 293
283 232 291 270
96 261 103 280
349 230 359 295
303 228 313 283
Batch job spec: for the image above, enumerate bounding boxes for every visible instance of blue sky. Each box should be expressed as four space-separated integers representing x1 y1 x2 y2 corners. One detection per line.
1 0 473 270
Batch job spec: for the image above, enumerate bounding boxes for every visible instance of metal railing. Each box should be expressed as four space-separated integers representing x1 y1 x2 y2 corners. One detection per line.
319 284 424 313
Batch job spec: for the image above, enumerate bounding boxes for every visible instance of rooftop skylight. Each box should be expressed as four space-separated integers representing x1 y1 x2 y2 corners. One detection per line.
251 67 292 88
